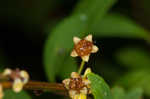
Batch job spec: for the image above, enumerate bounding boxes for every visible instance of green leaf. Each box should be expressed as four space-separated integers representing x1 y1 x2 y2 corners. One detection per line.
111 87 143 99
87 73 112 99
111 87 125 99
4 90 31 99
44 15 86 81
115 47 150 69
73 0 117 28
44 0 117 81
90 13 149 41
126 88 143 99
117 70 150 96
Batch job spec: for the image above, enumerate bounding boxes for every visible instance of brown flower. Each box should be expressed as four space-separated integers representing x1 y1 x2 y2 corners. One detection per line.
71 34 98 62
62 68 92 99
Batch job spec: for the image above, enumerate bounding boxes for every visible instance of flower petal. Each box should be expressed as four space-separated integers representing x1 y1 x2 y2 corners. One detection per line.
80 87 88 94
84 34 92 42
70 50 78 57
81 55 90 62
69 90 77 98
62 79 70 89
91 45 99 53
3 68 12 76
71 72 80 78
82 79 91 88
73 37 81 44
13 79 24 93
20 70 29 84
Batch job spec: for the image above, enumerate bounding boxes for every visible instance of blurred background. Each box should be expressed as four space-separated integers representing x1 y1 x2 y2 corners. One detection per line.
0 0 150 99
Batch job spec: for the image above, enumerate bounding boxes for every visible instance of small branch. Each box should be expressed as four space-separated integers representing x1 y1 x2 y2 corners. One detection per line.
78 60 85 74
0 74 9 81
1 81 68 96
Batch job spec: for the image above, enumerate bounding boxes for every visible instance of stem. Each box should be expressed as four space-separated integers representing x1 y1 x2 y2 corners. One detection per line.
1 81 68 96
78 60 85 74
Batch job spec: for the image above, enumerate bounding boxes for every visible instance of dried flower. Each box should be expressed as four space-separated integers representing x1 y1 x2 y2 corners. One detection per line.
71 34 99 62
2 68 30 93
62 68 92 99
0 84 4 99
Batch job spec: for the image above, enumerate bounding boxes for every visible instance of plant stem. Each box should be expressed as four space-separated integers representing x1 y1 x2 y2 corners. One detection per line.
78 60 85 74
1 81 67 96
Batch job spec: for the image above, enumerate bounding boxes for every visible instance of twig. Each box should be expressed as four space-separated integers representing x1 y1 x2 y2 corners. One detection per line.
1 81 68 96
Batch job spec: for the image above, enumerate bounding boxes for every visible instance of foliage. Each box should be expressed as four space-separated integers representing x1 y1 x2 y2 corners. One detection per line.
1 0 150 99
4 90 31 99
87 73 112 99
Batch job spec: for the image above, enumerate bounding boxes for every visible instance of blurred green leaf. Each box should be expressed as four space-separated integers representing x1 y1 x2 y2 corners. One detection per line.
91 13 149 41
44 0 116 82
126 88 143 99
111 87 143 99
44 15 86 81
4 90 31 99
117 70 150 96
112 87 125 99
73 0 117 28
115 47 150 69
87 73 112 99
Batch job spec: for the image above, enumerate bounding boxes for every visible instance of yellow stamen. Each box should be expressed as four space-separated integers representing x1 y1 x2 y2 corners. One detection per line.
73 94 86 99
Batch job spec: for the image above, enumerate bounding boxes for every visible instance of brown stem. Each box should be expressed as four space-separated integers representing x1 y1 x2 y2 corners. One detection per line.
1 81 68 96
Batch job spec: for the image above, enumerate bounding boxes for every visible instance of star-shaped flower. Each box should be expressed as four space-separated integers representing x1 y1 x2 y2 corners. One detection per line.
62 68 92 99
71 34 99 62
3 68 29 93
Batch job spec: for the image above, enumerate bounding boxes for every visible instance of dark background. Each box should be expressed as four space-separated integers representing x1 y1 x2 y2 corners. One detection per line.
0 0 150 98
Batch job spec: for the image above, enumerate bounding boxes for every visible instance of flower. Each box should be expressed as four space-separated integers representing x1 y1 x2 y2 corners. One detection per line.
62 68 92 99
71 34 99 62
12 70 29 93
2 68 29 93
